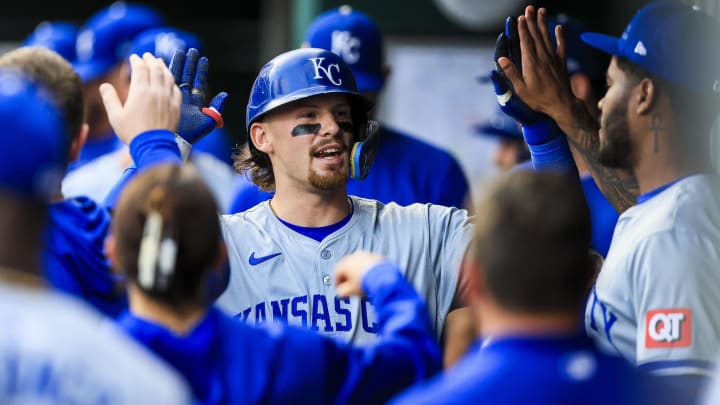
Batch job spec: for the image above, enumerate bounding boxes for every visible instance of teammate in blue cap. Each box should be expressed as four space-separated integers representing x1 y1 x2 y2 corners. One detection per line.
229 4 472 213
0 66 192 404
109 162 440 404
387 170 682 405
22 20 79 62
67 1 165 173
495 2 720 400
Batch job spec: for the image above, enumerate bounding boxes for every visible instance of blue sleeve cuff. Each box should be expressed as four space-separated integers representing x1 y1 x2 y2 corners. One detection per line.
528 136 577 173
522 119 562 145
129 129 182 169
361 261 405 296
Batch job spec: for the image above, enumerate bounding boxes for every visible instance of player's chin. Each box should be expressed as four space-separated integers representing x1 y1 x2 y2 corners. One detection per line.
308 167 348 190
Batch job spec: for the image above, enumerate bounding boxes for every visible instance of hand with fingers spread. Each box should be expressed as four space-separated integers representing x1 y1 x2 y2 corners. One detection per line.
100 53 182 145
170 48 228 145
495 6 579 128
334 252 388 298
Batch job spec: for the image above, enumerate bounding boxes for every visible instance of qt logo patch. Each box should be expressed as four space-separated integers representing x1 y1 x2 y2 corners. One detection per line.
645 308 691 348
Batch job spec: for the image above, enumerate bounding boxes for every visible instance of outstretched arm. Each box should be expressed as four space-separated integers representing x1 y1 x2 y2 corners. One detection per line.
496 6 638 212
266 252 441 405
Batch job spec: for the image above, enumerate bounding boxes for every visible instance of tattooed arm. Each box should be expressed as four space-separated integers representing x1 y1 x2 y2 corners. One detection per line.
562 99 638 212
496 6 638 212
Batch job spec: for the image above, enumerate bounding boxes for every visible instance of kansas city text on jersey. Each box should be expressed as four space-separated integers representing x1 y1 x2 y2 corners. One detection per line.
232 295 378 334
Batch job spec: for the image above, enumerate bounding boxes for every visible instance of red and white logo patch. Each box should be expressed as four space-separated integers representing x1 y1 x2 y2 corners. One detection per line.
645 308 692 348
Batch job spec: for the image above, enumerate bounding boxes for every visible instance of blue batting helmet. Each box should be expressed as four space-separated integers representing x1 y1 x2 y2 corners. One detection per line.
246 47 372 132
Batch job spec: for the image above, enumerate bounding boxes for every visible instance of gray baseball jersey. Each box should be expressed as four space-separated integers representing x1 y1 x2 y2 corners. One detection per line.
0 281 191 403
217 195 473 344
586 174 720 377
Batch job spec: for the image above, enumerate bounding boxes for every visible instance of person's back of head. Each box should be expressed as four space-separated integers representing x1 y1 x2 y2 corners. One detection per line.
73 1 166 83
22 21 79 62
472 170 593 313
111 164 223 308
304 5 385 96
0 68 69 271
0 46 84 159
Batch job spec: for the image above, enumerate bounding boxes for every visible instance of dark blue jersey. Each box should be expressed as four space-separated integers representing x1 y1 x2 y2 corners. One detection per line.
389 334 683 405
119 263 441 405
580 174 619 257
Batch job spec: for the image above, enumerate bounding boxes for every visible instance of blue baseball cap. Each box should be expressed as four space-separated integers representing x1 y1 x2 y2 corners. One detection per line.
73 1 165 83
128 26 204 65
304 5 384 93
0 69 68 199
581 0 720 94
22 21 79 62
475 110 523 141
547 15 608 80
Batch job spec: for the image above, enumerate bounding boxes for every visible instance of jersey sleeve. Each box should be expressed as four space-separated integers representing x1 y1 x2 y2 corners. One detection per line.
263 261 441 404
426 205 474 314
632 230 720 377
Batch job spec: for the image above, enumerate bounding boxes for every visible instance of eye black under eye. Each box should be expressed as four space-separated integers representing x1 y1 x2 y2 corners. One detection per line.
338 122 354 133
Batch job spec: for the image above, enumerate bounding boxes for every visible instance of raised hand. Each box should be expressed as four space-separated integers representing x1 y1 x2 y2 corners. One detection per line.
334 251 386 297
100 53 182 145
494 6 576 125
170 48 228 144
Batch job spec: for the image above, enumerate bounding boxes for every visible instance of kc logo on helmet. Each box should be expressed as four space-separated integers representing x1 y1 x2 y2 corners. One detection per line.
309 57 342 86
645 308 691 348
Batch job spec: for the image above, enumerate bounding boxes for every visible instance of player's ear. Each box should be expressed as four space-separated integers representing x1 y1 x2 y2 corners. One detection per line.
635 77 657 115
569 73 591 103
249 122 273 154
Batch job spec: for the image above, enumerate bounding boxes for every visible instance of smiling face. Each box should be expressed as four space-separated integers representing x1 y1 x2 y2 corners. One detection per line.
251 93 355 193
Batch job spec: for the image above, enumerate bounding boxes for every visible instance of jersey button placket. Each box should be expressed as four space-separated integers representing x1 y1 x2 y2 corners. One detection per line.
320 249 332 286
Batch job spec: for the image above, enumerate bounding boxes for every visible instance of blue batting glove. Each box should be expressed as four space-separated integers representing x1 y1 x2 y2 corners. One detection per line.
491 21 559 145
170 48 228 144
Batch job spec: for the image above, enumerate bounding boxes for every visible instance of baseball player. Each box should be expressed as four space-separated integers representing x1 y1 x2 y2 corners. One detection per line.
65 1 166 174
111 162 440 404
229 5 472 213
114 46 474 365
222 47 473 351
388 170 683 405
495 2 720 400
0 67 191 404
0 46 127 317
